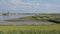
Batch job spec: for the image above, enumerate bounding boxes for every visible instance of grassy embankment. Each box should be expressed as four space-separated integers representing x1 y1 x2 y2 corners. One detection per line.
0 24 60 34
5 14 60 22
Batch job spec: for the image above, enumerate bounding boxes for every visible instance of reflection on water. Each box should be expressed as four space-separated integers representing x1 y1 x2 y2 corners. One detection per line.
0 15 56 24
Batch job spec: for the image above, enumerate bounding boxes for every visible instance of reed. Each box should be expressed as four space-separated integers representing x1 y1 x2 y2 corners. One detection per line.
0 24 60 34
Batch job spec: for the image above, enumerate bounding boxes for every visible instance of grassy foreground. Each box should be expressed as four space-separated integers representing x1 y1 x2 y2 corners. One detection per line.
0 24 60 34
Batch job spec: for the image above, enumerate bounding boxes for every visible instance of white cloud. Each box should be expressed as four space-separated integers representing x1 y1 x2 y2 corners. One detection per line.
0 0 60 13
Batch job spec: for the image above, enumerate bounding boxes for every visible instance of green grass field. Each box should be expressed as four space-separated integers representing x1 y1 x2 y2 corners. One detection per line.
0 24 60 34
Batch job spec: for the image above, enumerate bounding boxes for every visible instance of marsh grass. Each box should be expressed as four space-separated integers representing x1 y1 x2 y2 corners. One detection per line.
0 24 60 34
0 30 60 34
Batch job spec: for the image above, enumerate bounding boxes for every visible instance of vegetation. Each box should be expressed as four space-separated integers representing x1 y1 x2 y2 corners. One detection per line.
0 14 60 34
0 24 60 34
5 14 60 23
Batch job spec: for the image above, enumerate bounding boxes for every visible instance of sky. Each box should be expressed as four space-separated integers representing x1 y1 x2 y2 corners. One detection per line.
0 0 60 13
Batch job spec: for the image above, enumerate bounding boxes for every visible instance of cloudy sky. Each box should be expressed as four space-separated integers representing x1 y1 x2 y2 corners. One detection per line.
0 0 60 13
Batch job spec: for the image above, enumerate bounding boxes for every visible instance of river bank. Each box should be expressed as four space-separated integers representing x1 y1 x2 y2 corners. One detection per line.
5 14 60 24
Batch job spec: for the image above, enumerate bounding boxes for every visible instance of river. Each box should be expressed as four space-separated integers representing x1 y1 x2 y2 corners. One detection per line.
0 15 56 24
